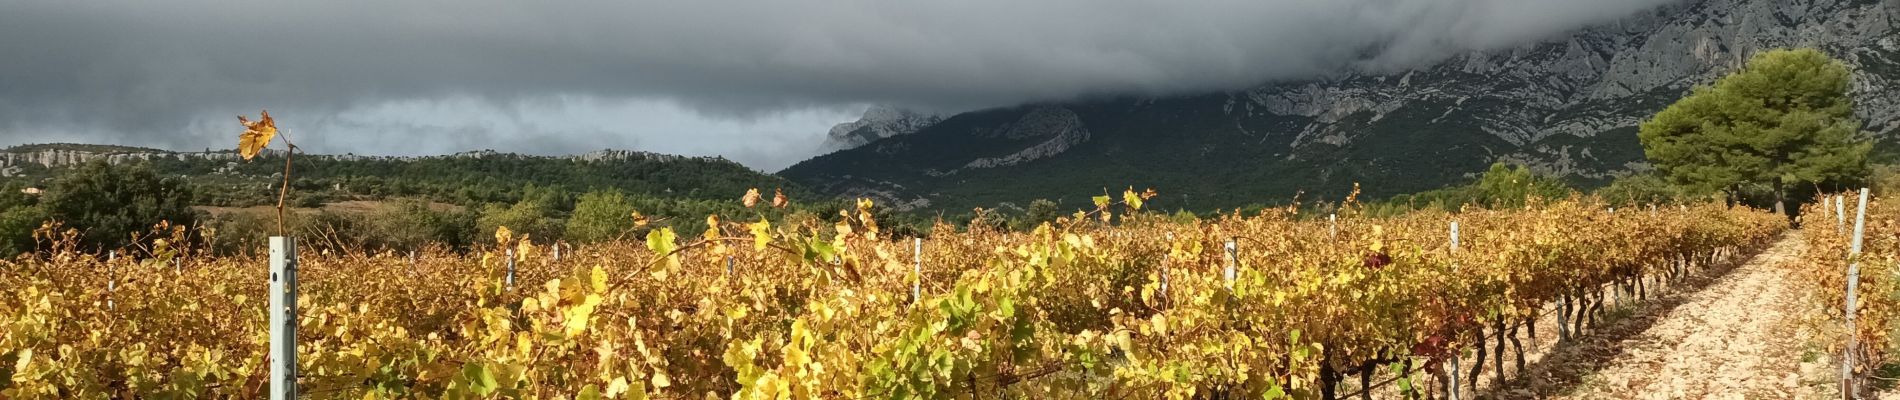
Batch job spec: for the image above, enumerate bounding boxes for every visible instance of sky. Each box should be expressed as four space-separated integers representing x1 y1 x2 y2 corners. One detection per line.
0 0 1679 171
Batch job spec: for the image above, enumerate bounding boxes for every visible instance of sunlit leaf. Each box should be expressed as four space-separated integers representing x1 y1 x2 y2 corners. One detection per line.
742 188 762 208
236 110 278 161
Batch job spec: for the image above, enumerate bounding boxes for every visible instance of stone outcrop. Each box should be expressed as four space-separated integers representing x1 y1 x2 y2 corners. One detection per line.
822 106 943 151
963 107 1091 169
1233 0 1900 175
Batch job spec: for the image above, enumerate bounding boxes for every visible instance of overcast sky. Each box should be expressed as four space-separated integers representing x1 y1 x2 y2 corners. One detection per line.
0 0 1678 171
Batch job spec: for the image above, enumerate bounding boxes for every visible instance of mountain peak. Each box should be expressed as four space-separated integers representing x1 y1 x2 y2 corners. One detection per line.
822 106 944 151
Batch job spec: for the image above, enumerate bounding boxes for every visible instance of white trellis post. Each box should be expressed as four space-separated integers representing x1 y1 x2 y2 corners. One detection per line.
1161 232 1174 305
726 256 735 276
1223 238 1238 292
1448 221 1462 400
268 237 298 400
504 248 516 288
1328 214 1337 239
1449 221 1460 252
106 250 116 310
1843 188 1870 398
912 238 923 303
1838 195 1848 234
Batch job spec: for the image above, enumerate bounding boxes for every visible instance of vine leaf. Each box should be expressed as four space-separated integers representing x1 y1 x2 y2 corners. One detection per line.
495 226 514 246
742 188 762 208
1122 187 1144 211
749 218 772 251
236 110 278 161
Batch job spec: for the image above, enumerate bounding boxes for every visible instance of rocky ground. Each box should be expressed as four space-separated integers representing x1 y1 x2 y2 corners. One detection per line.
1528 233 1815 399
1346 232 1866 399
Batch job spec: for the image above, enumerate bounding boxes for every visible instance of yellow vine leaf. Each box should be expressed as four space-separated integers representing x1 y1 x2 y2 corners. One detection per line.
749 218 771 251
517 235 535 261
1123 187 1144 211
631 210 649 227
563 294 602 337
772 188 789 208
834 210 854 240
858 200 877 240
742 188 762 208
495 226 514 246
237 110 278 161
590 265 608 293
651 370 672 389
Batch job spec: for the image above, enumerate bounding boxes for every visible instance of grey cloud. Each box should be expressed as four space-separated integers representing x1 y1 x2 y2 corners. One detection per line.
0 0 1679 168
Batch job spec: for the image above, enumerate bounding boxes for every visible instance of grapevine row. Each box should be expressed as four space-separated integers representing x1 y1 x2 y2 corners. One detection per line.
1788 193 1898 393
0 196 1784 399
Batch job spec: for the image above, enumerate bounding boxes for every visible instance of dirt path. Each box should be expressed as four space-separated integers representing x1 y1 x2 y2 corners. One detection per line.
1531 233 1813 399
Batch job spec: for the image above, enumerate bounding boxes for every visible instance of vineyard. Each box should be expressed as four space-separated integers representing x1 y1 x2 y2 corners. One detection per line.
0 194 1790 399
1788 192 1899 396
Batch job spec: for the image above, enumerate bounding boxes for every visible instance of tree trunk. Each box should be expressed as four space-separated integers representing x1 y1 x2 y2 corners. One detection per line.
1512 320 1527 379
1526 314 1538 346
1774 180 1788 222
1361 362 1375 400
1557 295 1571 341
1436 363 1452 400
1320 357 1341 400
1638 273 1647 300
1590 289 1606 327
1469 327 1486 395
1494 319 1508 387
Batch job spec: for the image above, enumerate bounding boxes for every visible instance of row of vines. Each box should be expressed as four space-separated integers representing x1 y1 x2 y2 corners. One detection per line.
1790 193 1899 394
0 192 1785 399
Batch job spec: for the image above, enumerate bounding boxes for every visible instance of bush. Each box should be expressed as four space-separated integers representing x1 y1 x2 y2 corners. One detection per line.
1594 173 1683 207
566 190 636 243
40 162 199 252
477 199 562 244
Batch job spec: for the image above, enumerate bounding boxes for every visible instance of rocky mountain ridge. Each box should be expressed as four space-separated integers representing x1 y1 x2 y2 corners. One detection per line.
782 0 1900 211
821 106 944 151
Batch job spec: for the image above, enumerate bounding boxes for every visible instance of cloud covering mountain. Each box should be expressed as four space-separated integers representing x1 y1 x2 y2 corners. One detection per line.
0 0 1678 169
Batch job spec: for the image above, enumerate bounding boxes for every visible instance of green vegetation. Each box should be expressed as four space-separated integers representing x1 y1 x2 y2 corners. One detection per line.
0 147 855 257
0 181 45 256
565 190 638 243
1593 173 1689 207
1366 162 1570 215
1639 48 1871 216
37 162 198 252
141 151 792 209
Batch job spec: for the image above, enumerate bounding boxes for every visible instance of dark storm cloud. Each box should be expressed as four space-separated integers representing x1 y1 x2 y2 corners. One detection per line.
0 0 1678 169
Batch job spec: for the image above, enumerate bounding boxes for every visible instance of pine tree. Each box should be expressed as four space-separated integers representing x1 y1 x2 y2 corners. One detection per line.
1638 48 1870 216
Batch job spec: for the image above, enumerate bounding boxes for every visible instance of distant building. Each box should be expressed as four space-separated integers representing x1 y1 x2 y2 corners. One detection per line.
20 187 43 196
